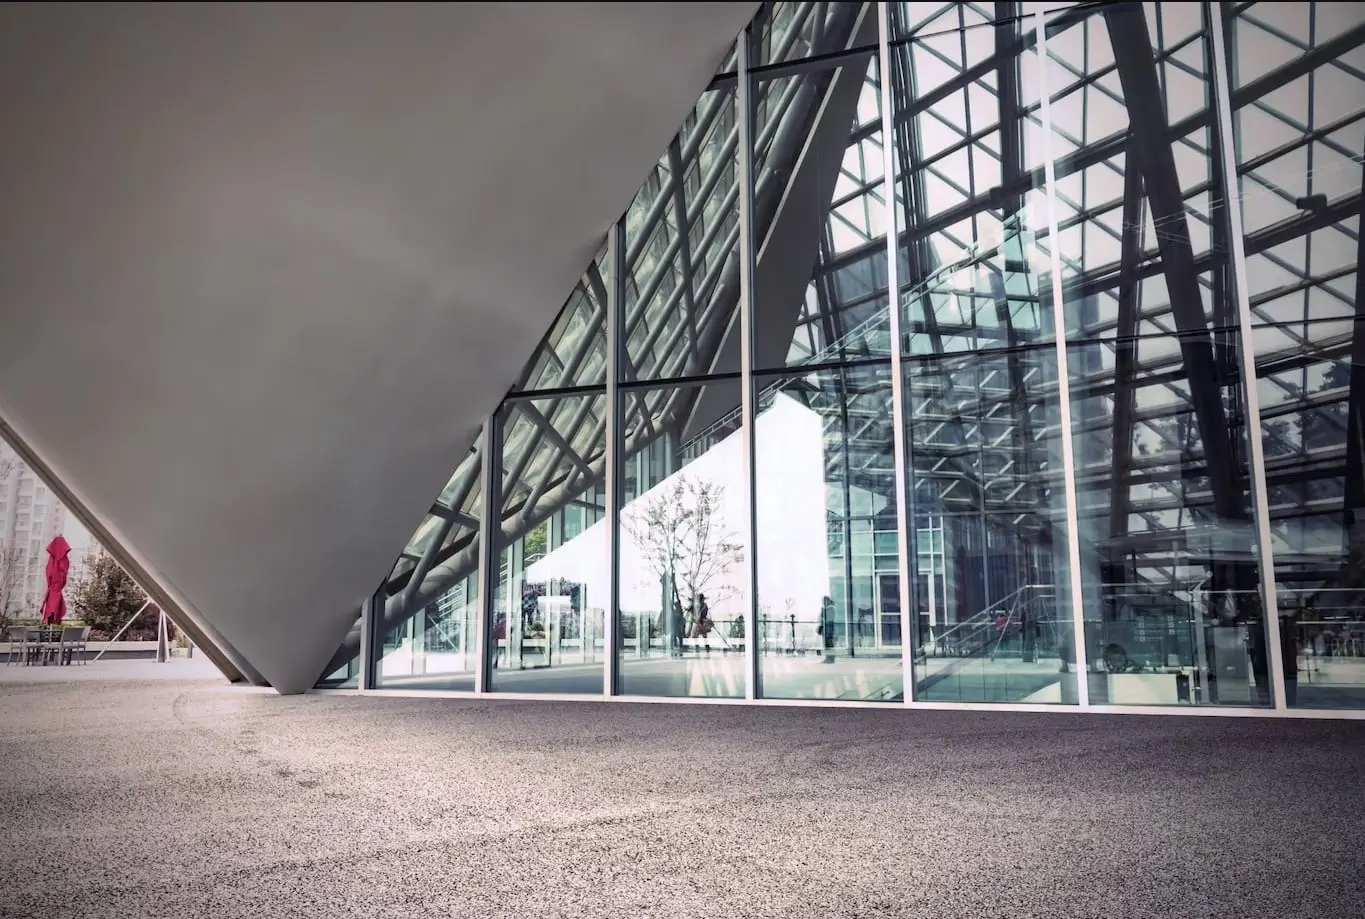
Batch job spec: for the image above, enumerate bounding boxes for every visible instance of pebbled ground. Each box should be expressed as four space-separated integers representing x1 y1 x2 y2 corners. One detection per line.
1 677 1362 918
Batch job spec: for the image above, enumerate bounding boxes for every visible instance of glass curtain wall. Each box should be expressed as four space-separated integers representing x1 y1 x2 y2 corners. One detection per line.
1223 1 1365 709
328 0 1363 716
748 9 906 702
490 393 608 694
890 8 1078 704
611 76 749 699
486 247 612 695
1044 2 1274 708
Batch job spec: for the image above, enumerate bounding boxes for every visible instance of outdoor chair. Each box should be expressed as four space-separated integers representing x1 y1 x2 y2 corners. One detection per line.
23 627 47 665
4 626 27 665
59 626 89 665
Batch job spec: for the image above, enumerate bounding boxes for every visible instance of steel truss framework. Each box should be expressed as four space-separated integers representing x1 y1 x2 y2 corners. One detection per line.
319 1 1365 716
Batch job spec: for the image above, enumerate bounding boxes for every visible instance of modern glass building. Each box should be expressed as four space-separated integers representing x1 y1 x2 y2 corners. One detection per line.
317 0 1365 716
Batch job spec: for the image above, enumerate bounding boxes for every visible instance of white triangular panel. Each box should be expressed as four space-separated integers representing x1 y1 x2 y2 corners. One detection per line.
0 2 756 692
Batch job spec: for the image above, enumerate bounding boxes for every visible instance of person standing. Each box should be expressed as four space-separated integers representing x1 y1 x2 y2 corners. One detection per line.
491 614 507 669
672 596 687 658
819 596 836 664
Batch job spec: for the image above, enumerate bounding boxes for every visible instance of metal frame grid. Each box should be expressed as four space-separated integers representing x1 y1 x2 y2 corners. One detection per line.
315 1 1365 719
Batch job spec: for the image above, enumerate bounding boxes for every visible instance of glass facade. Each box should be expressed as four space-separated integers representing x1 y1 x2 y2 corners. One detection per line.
320 1 1365 714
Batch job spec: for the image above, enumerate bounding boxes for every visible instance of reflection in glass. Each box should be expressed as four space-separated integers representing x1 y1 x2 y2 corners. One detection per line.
890 10 1049 349
354 1 1365 719
1036 2 1273 706
752 49 889 369
511 251 609 393
904 347 1074 703
368 437 484 692
889 10 1072 704
375 577 479 692
751 2 879 69
491 394 607 694
756 363 903 701
315 618 361 689
1070 335 1268 707
1226 0 1365 708
617 381 746 698
1043 2 1224 343
622 89 741 384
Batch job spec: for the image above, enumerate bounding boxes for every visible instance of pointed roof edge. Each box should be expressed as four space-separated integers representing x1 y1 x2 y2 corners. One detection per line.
0 407 261 685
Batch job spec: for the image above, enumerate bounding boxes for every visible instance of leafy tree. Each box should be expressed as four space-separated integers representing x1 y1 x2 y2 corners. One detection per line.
623 474 743 626
69 550 156 637
523 521 548 560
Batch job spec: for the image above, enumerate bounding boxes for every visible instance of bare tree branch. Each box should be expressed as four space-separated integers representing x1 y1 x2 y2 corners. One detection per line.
622 472 744 627
0 541 33 620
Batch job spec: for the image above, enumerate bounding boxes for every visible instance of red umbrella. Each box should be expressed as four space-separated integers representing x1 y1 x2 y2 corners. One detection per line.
40 535 71 625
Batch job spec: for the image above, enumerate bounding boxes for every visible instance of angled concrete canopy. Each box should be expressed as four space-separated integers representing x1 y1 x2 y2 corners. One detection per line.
0 1 754 693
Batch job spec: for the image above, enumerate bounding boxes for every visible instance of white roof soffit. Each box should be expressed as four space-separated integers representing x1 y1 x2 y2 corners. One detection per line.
0 2 756 693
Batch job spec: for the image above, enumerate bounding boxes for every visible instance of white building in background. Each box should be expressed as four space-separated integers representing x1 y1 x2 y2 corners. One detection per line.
0 441 93 617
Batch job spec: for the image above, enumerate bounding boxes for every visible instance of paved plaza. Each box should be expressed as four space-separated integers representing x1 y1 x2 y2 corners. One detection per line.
0 655 224 684
2 673 1364 918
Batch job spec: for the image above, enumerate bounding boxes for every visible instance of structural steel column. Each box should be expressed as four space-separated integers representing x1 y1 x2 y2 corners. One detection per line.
878 1 916 702
737 28 760 701
474 418 499 694
1207 0 1286 709
1038 10 1091 707
358 594 374 691
604 219 624 698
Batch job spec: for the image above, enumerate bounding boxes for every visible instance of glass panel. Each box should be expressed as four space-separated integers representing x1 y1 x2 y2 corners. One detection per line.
617 380 747 698
751 50 889 370
892 1 1002 44
491 393 607 693
1227 0 1365 709
752 2 878 68
890 14 1056 355
374 573 479 692
905 347 1076 704
372 429 484 692
315 613 361 689
1070 335 1269 707
622 88 741 383
392 441 482 577
511 248 609 392
1046 3 1225 344
756 362 903 701
1043 2 1273 706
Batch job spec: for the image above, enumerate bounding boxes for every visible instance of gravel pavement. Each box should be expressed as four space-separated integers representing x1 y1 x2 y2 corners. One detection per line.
1 678 1362 918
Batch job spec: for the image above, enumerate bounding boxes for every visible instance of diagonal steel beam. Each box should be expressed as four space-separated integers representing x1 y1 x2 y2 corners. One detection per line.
666 137 704 374
1108 144 1146 540
395 447 483 610
1106 5 1247 523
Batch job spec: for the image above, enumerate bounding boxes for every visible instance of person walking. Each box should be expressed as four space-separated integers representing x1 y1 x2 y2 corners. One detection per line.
695 594 714 654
